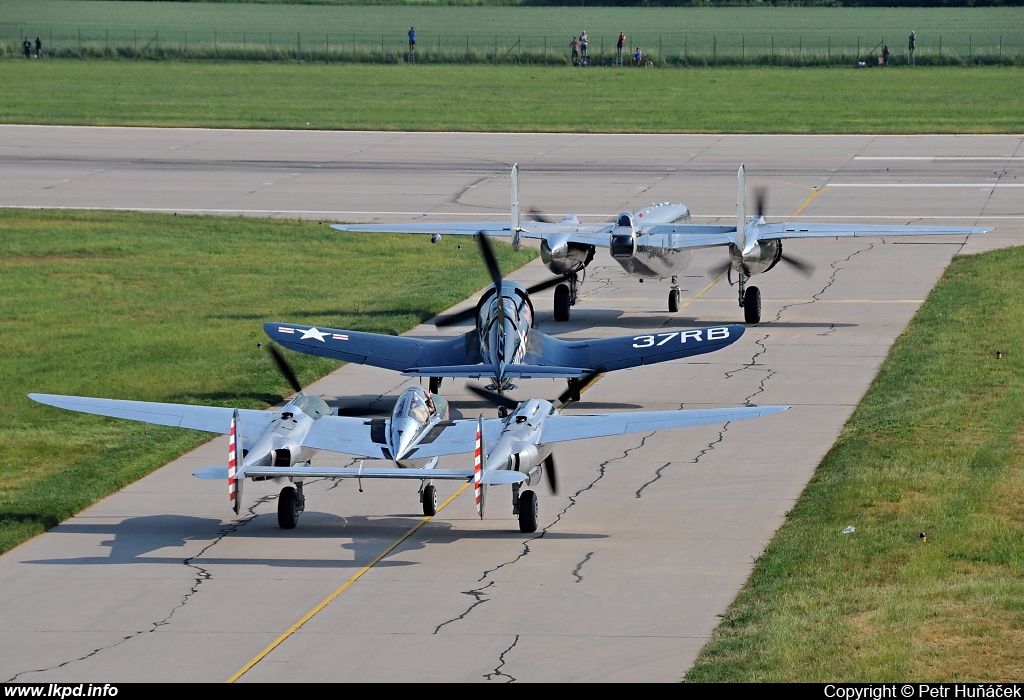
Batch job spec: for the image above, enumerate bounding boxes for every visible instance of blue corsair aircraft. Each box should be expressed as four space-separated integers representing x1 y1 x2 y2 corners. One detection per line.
265 233 746 402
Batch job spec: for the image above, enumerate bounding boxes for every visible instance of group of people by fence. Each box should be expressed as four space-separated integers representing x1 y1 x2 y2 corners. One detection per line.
570 30 649 67
880 30 916 67
22 36 42 59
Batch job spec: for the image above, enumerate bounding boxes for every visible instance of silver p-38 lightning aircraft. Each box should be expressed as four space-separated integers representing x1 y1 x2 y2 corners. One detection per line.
265 233 746 398
330 164 990 324
30 365 788 533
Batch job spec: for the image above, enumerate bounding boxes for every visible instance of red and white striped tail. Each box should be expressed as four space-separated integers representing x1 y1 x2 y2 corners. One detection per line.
473 415 486 519
228 410 240 514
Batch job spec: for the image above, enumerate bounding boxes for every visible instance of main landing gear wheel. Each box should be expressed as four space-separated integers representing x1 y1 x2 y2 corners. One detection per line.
668 288 681 313
554 284 571 322
743 286 762 324
422 484 438 516
278 487 300 529
518 490 538 533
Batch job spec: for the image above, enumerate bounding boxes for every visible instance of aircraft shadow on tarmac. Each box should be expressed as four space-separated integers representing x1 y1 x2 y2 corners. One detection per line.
21 514 607 569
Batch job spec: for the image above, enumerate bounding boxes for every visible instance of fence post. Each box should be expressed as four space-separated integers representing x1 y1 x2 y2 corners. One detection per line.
969 35 972 56
659 36 662 60
298 32 301 61
78 28 81 55
494 34 497 63
772 35 774 62
106 29 109 56
939 35 942 60
381 34 384 62
325 33 328 63
215 31 218 60
828 36 830 65
466 35 469 62
185 30 188 59
269 32 272 60
855 36 858 61
799 36 802 64
243 31 246 61
544 35 547 62
713 35 716 65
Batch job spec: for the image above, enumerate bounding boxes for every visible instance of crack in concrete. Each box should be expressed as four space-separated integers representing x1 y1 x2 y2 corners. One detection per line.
483 635 519 683
571 551 595 584
6 496 271 682
433 434 656 636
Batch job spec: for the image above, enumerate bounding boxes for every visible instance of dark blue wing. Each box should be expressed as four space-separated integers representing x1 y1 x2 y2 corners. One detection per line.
264 322 481 371
526 324 744 372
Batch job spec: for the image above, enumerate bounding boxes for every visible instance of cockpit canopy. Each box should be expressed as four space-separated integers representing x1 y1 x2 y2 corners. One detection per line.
289 394 331 419
616 212 635 228
394 387 432 424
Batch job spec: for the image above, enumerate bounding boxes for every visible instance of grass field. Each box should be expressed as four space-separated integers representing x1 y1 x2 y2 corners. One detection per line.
0 210 536 554
686 245 1024 681
2 2 1022 64
2 61 1022 133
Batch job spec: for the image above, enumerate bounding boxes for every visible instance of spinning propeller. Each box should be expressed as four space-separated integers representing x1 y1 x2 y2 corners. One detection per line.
433 232 570 327
465 368 606 496
708 186 816 280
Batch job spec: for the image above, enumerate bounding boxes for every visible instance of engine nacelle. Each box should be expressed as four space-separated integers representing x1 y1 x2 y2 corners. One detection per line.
510 443 541 484
735 239 783 275
541 238 594 275
430 233 441 244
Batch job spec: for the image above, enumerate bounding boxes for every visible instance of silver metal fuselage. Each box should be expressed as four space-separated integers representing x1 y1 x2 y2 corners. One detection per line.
241 394 331 470
487 398 556 487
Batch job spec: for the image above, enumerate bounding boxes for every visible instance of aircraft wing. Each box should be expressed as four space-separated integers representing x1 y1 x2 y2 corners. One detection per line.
756 222 991 240
539 405 789 444
195 465 525 484
264 322 481 371
331 221 614 250
28 393 276 435
526 323 745 373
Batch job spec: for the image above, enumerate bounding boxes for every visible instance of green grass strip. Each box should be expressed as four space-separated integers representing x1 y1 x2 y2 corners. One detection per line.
687 246 1024 681
2 61 1022 133
0 209 536 554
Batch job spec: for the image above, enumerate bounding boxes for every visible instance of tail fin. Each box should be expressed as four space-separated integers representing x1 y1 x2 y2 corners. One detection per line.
737 163 746 253
510 163 521 251
228 409 244 515
473 414 487 519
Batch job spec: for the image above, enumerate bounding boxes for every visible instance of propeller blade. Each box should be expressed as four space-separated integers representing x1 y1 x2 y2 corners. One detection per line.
268 344 303 395
466 384 519 411
525 206 553 223
544 454 559 496
754 186 767 219
554 369 604 409
781 253 816 277
707 258 732 279
526 274 570 296
475 232 504 291
433 306 478 328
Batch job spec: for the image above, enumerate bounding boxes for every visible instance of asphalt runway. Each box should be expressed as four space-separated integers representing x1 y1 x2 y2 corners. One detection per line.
1 128 1021 682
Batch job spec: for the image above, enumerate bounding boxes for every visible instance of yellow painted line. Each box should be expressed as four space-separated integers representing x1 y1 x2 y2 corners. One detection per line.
681 271 727 310
228 482 470 683
578 298 925 304
788 186 827 219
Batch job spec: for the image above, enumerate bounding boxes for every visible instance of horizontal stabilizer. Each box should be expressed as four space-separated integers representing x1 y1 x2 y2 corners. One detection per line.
403 364 591 379
242 466 527 484
194 466 230 480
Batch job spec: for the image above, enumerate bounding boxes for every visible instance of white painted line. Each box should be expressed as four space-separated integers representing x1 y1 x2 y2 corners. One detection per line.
826 183 1024 188
853 156 1022 161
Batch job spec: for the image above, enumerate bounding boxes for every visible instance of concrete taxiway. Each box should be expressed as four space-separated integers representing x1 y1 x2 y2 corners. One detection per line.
0 128 1020 682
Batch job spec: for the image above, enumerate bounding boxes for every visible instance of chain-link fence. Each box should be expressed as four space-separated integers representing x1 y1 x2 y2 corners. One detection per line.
2 28 1021 66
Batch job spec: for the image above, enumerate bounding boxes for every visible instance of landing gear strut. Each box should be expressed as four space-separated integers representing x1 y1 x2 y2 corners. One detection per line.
553 272 579 323
277 482 305 529
429 376 443 394
668 275 681 313
738 273 761 324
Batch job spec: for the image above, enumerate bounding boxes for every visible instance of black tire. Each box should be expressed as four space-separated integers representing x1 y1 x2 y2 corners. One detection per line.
554 284 571 322
743 286 762 324
518 490 538 533
497 406 508 419
278 487 299 529
668 288 681 313
422 484 438 516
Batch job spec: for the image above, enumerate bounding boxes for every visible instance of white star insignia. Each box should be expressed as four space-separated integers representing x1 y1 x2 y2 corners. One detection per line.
300 327 329 342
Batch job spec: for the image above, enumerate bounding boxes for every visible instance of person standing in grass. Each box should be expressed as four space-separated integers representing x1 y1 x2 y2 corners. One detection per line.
408 26 416 58
908 31 916 66
35 36 42 59
23 37 31 58
617 32 626 60
882 44 890 66
579 30 588 60
570 36 580 66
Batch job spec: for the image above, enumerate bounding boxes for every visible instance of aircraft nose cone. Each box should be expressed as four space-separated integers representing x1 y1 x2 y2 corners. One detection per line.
391 417 420 460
